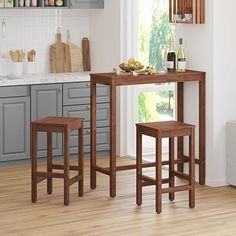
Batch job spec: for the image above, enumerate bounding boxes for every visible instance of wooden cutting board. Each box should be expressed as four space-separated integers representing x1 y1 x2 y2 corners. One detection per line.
65 30 82 72
82 37 91 71
50 33 70 73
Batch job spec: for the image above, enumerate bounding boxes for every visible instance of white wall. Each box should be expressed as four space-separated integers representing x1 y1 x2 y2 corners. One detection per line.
176 0 236 186
0 9 90 74
212 0 236 186
175 0 215 184
90 0 121 72
90 0 122 154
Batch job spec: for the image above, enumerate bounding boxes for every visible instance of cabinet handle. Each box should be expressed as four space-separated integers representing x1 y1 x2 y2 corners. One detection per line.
86 105 90 110
58 88 62 93
86 130 90 135
86 83 90 87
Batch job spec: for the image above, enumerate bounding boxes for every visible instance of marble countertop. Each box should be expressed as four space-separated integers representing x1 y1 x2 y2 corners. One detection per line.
0 72 90 87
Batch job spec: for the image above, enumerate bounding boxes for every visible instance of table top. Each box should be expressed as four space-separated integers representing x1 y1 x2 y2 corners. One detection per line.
90 70 206 86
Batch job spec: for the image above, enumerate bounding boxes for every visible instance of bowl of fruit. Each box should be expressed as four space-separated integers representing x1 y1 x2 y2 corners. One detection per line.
119 59 144 72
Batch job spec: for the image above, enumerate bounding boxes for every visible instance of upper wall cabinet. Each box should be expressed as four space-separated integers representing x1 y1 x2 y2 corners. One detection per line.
169 0 205 24
70 0 104 9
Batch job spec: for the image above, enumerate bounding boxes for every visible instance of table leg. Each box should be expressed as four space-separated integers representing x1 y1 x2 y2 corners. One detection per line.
110 82 116 198
177 82 184 172
47 132 52 195
199 77 206 185
31 124 37 203
169 137 175 201
189 128 195 208
90 81 97 189
156 136 162 214
136 126 142 206
78 124 84 197
64 130 70 206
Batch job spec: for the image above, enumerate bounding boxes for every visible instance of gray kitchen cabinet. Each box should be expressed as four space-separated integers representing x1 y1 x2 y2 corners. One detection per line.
69 127 109 154
63 81 109 154
63 103 109 129
70 0 104 9
63 82 109 106
0 96 30 162
31 84 63 158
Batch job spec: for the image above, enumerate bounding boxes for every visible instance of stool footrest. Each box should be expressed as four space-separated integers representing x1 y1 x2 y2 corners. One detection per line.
94 166 110 175
52 164 79 171
37 171 64 179
173 171 190 180
69 175 83 186
141 175 170 186
36 176 47 184
162 185 192 194
141 175 156 185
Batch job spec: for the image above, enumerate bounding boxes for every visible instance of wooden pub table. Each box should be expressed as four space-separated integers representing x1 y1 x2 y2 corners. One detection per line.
90 70 206 197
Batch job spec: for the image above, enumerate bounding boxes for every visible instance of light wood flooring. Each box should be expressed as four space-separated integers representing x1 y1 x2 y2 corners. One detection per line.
1 157 236 236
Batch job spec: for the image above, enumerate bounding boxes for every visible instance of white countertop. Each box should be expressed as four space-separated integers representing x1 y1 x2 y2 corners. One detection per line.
0 72 90 87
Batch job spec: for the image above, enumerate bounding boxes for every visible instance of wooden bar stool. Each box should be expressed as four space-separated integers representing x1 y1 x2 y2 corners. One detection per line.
31 116 84 205
136 121 195 214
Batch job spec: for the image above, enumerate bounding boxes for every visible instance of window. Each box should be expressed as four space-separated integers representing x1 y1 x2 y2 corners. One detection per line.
137 0 176 156
122 0 176 158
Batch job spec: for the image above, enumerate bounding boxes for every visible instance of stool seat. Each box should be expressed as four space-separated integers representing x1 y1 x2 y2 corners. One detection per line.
32 116 83 133
31 116 84 206
137 121 195 138
136 121 196 214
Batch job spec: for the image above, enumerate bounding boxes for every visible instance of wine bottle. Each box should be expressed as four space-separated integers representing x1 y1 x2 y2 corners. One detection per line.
167 37 176 72
177 38 186 72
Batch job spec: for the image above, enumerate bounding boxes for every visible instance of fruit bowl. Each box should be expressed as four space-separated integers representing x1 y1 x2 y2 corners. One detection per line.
119 59 144 72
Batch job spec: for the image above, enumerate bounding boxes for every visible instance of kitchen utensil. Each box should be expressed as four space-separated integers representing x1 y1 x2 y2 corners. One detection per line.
64 30 82 72
82 37 91 71
50 30 67 73
27 49 36 62
9 50 14 62
10 50 25 62
1 19 6 58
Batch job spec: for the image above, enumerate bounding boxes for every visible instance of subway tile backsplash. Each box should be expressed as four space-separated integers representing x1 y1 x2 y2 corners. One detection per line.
0 9 90 74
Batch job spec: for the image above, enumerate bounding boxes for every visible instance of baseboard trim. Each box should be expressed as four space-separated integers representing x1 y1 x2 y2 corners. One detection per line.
206 178 228 187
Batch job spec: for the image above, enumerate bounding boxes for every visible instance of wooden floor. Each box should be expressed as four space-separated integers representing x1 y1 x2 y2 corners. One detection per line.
1 157 236 236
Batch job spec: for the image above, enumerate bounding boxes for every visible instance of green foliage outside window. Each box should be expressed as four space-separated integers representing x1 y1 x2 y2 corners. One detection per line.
138 0 174 122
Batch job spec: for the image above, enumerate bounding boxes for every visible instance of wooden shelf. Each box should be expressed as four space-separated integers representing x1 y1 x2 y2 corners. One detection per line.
169 0 205 24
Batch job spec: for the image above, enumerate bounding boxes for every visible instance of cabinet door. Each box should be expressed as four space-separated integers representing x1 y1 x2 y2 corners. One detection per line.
69 127 109 154
70 0 104 9
63 103 109 154
0 97 30 162
31 84 63 158
63 103 109 129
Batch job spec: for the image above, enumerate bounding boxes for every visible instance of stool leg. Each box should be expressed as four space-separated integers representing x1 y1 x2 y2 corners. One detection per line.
78 125 84 197
136 127 142 206
31 125 37 203
47 132 53 195
169 137 175 201
189 129 195 209
64 130 70 206
156 137 162 214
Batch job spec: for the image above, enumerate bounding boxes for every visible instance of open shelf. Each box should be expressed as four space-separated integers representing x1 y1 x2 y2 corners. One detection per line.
169 0 205 24
0 0 69 8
